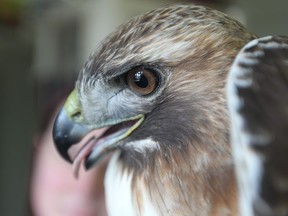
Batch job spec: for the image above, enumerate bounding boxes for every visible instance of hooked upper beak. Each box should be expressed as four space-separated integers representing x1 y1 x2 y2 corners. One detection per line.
53 89 89 163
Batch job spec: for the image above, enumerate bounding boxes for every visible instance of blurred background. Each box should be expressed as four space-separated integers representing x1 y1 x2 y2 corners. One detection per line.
0 0 287 215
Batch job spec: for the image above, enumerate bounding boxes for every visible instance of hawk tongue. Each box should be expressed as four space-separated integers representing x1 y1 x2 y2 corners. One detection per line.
67 127 109 178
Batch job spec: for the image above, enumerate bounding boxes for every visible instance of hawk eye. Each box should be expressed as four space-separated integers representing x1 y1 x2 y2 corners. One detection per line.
126 67 159 96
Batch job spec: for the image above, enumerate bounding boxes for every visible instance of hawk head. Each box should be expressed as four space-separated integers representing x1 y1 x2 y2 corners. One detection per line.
53 4 256 215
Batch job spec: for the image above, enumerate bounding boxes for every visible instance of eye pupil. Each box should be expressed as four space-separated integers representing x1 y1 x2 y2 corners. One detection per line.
134 71 148 88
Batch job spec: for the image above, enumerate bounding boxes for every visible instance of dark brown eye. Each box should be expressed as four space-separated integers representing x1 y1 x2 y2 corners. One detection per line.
126 67 159 96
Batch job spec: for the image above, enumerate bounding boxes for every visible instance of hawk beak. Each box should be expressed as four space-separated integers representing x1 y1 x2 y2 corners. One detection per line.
53 89 89 163
53 89 144 174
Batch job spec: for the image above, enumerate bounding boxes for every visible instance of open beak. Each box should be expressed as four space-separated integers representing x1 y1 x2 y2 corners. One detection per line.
52 89 144 177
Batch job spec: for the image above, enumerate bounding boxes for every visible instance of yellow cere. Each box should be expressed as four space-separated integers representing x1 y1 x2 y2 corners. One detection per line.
64 89 83 122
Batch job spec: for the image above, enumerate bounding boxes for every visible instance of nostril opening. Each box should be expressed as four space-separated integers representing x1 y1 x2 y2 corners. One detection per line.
71 110 83 123
72 111 81 118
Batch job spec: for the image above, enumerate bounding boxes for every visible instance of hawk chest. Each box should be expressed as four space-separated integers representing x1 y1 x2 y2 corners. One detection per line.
104 150 238 216
104 151 158 216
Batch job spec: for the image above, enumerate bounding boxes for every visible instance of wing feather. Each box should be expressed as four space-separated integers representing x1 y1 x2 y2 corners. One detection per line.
227 36 288 216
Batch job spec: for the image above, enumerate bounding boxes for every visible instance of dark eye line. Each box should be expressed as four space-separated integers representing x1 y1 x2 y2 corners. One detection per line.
107 88 125 103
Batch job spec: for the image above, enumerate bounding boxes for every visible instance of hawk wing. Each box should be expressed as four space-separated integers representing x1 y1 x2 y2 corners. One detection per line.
227 36 288 216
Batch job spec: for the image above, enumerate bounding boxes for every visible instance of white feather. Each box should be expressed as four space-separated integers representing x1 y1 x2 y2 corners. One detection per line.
105 151 136 216
125 137 160 153
105 151 158 216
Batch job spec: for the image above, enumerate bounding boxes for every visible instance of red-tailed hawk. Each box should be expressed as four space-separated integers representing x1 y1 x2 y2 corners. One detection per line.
52 4 288 216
